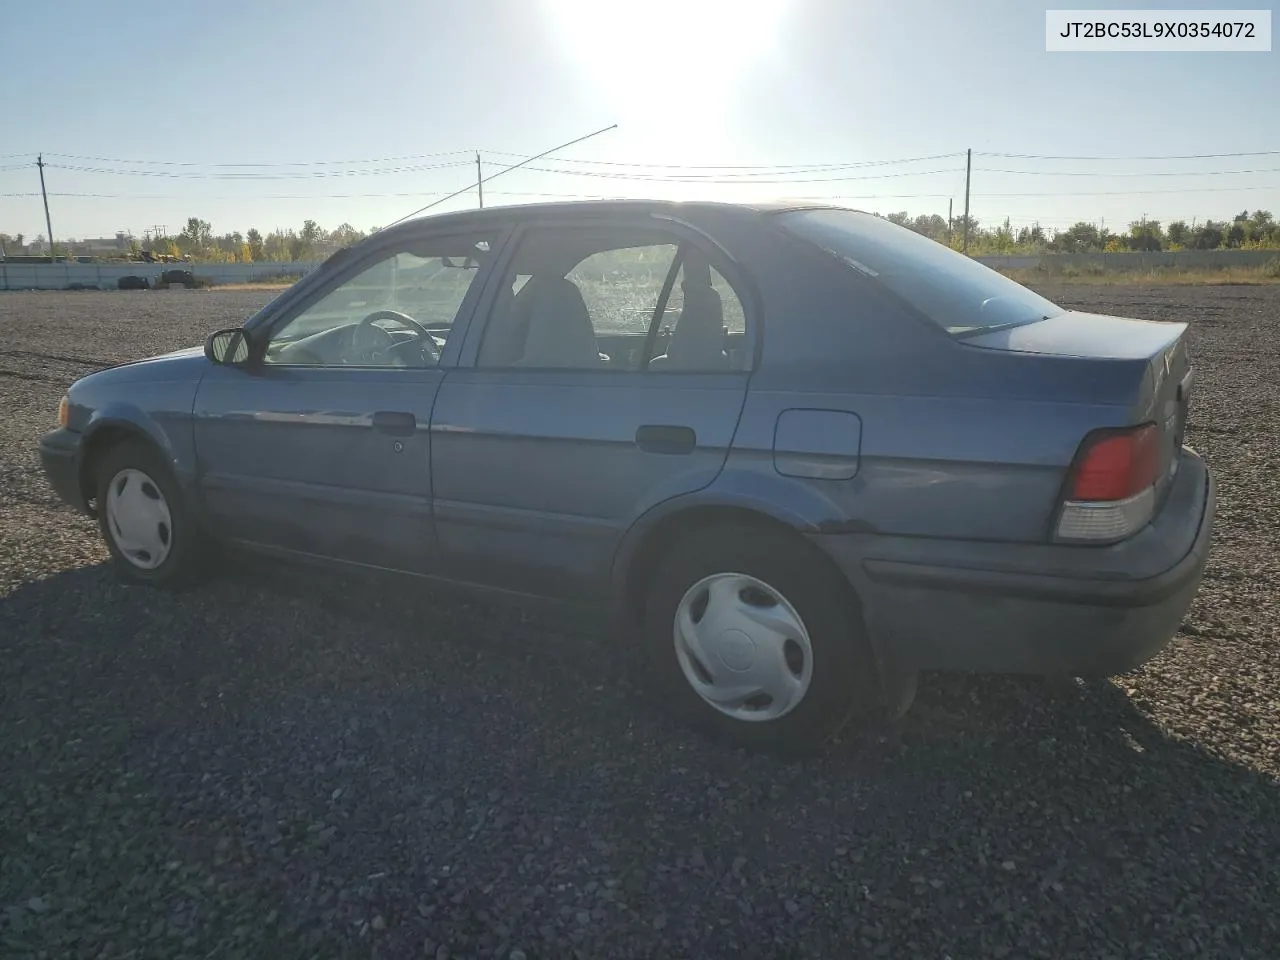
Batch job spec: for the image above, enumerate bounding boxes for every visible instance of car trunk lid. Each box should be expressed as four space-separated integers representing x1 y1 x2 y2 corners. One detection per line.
962 310 1193 497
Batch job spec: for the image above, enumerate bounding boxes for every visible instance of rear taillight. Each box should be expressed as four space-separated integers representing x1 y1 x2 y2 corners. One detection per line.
1069 424 1159 501
1056 424 1160 543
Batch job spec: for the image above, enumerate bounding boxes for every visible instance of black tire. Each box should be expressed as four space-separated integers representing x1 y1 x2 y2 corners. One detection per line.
642 524 882 754
94 438 208 588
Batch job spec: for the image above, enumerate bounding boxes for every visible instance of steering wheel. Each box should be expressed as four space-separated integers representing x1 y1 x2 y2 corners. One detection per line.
352 309 440 365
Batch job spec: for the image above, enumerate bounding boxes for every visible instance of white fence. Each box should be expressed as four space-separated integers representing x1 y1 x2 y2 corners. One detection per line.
3 248 1279 291
0 260 321 291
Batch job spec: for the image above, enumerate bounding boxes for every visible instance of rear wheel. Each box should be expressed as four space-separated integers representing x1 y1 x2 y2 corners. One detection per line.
642 525 883 754
95 439 207 587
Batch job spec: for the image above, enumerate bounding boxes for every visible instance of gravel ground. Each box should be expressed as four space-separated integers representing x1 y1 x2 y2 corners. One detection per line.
1 287 1277 959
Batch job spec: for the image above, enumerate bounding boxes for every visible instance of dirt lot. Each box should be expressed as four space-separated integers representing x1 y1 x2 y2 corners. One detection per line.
1 287 1277 959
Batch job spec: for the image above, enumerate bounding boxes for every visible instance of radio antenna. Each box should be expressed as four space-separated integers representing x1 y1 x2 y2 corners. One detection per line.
380 123 618 230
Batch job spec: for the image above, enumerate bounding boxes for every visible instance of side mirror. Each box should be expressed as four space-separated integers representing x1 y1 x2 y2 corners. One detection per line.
205 328 252 366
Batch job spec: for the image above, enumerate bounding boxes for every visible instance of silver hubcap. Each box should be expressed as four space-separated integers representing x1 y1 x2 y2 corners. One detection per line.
104 468 173 570
673 572 814 722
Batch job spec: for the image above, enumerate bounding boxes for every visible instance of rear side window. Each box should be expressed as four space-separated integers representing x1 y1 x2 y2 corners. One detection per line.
665 262 746 335
475 225 749 373
566 244 680 336
775 208 1065 336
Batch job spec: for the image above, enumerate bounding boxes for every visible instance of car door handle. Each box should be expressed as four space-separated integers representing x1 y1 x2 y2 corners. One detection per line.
635 424 696 454
372 411 417 436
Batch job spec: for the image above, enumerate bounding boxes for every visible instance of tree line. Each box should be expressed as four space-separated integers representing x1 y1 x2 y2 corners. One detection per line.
137 218 372 262
4 208 1279 262
0 219 374 262
134 207 1280 259
885 208 1280 255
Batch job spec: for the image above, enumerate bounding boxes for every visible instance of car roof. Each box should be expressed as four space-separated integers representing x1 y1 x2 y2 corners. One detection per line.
375 198 852 239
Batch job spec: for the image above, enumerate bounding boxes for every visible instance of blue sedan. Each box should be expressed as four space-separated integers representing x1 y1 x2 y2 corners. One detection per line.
39 201 1215 752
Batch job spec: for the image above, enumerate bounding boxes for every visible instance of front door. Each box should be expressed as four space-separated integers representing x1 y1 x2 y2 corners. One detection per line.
193 229 498 572
430 219 754 596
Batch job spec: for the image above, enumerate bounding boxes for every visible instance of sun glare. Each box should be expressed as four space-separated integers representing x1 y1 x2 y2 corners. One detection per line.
542 0 790 112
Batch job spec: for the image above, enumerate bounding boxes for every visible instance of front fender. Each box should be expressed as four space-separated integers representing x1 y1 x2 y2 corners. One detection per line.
85 404 175 458
79 385 201 493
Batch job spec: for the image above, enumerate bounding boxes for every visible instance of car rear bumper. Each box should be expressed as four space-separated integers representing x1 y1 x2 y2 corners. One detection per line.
810 447 1215 676
39 428 88 512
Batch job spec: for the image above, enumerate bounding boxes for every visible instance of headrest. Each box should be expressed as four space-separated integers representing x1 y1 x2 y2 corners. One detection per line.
682 249 713 290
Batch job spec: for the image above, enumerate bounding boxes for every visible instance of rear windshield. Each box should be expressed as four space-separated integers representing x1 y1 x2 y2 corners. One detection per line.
775 208 1065 335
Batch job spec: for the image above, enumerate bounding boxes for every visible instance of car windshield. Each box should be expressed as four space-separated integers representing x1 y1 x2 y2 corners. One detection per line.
774 208 1066 335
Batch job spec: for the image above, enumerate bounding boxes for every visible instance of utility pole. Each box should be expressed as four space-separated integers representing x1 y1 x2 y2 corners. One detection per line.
476 152 484 208
37 154 55 262
961 148 971 254
948 198 953 245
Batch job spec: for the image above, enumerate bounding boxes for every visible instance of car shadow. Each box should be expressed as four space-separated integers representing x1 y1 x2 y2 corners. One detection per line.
3 560 1278 957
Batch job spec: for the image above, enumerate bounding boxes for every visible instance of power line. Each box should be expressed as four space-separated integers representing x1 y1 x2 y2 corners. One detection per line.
20 149 969 175
477 150 965 170
974 184 1280 197
25 146 1280 169
3 191 461 199
794 193 957 200
976 165 1280 178
42 150 474 167
12 140 1280 241
11 147 1280 172
10 181 1279 202
42 160 474 179
976 148 1280 161
36 160 967 184
1 188 964 202
490 190 958 201
512 164 966 184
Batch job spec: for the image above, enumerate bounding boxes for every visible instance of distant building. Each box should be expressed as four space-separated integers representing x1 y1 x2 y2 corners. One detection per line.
73 233 132 257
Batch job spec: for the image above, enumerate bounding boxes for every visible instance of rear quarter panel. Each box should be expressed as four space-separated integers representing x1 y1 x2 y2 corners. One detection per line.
699 212 1148 544
726 385 1134 543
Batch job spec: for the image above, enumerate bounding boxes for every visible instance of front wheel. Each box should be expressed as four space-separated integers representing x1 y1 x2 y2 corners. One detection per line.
95 439 208 587
643 526 886 754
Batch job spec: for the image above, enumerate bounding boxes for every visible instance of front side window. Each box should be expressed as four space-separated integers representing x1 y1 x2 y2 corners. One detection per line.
775 208 1065 336
264 235 493 368
476 227 748 373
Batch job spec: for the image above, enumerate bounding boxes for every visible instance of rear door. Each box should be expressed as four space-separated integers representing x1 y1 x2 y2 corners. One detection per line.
192 227 500 572
430 215 756 596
